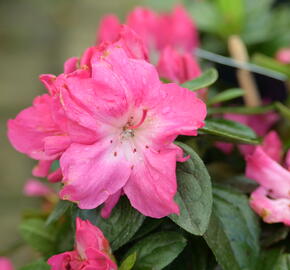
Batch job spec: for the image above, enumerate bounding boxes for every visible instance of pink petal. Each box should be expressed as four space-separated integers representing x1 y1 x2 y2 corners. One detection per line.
7 94 60 160
157 46 201 84
47 251 76 270
126 7 158 50
59 70 128 133
114 25 149 61
64 57 79 74
60 141 131 209
124 145 180 218
75 218 110 257
23 179 53 197
149 83 206 144
250 187 290 225
156 5 199 52
85 248 117 270
97 14 121 44
261 131 282 163
246 147 290 198
101 190 122 219
48 168 63 183
32 160 53 177
0 257 14 270
276 48 290 64
44 135 72 156
91 47 161 108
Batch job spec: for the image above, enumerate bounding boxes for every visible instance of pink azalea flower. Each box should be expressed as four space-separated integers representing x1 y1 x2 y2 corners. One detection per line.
127 6 198 53
216 111 279 155
157 46 206 100
23 179 54 197
0 258 14 270
276 48 290 64
57 46 206 218
246 132 290 225
48 218 117 270
98 6 198 55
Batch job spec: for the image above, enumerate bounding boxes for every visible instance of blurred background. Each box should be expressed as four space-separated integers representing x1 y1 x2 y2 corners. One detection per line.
1 0 290 267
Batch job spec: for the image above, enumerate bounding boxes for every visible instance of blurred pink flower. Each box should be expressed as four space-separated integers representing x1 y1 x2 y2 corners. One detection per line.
126 6 198 53
23 179 54 197
48 218 117 270
0 258 14 270
157 46 206 100
246 132 290 225
98 6 198 57
276 48 290 64
58 46 206 218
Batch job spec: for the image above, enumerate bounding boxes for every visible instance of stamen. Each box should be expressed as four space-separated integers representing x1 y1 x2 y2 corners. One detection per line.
128 109 147 129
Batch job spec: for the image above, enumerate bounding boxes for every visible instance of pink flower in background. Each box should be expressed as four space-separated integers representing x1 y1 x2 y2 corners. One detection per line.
58 46 206 218
0 258 14 270
276 48 290 64
98 15 122 44
154 6 199 52
246 132 290 225
48 218 117 270
157 46 206 99
216 111 279 155
23 179 54 197
98 6 198 55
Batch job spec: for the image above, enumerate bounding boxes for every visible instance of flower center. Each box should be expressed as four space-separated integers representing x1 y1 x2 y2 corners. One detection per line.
122 109 147 139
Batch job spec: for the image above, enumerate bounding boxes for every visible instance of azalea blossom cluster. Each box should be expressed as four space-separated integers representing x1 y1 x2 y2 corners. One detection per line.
8 6 206 219
6 3 290 269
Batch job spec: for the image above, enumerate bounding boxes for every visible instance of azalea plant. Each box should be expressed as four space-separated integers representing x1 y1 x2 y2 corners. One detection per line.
2 3 290 270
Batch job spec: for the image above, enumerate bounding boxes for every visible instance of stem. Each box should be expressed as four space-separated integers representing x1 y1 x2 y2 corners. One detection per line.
228 35 262 107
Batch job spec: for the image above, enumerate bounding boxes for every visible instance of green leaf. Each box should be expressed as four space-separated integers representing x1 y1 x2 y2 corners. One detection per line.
73 198 145 251
19 218 57 256
216 0 245 36
275 102 290 121
20 259 50 270
207 104 275 115
207 88 244 106
120 253 137 270
46 200 71 225
125 231 187 270
169 142 212 235
257 248 284 270
181 68 218 91
200 118 260 144
275 254 290 269
203 185 260 270
252 53 290 77
132 218 163 241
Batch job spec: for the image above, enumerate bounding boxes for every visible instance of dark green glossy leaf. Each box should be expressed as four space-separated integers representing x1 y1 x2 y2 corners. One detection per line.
19 218 57 256
257 248 284 270
73 198 145 251
46 200 71 226
181 68 218 91
204 185 260 270
125 231 187 270
207 88 244 106
169 142 212 235
200 118 260 144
